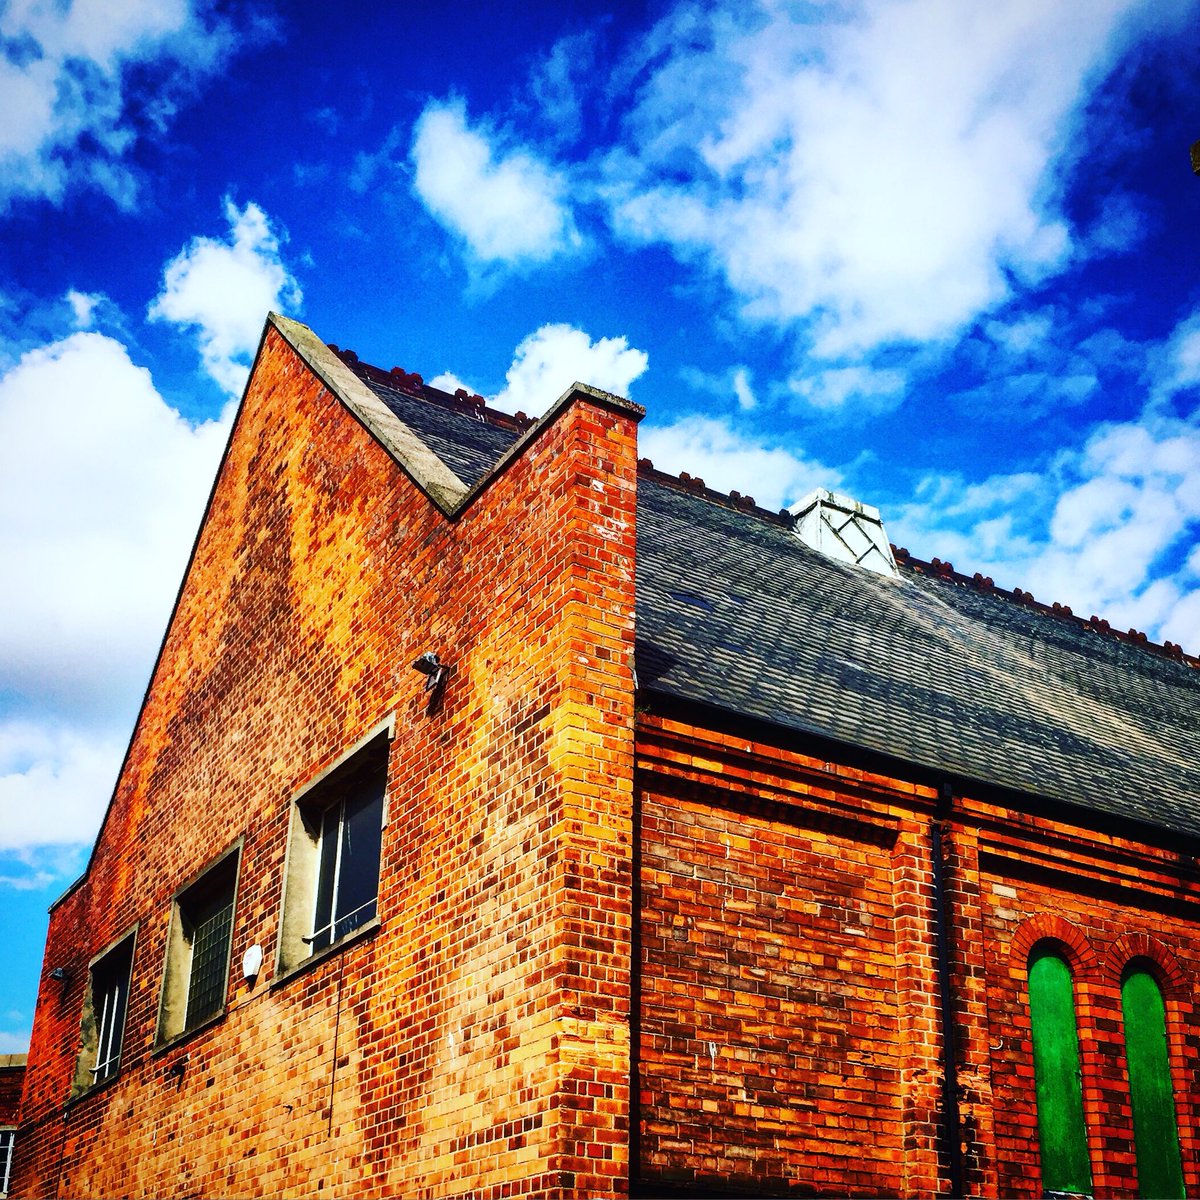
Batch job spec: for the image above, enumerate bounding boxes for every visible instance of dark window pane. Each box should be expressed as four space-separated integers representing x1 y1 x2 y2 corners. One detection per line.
185 898 234 1028
312 803 341 952
333 769 384 940
310 760 385 952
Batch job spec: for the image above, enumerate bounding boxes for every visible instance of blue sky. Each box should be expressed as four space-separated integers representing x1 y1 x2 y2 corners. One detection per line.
2 0 1200 1050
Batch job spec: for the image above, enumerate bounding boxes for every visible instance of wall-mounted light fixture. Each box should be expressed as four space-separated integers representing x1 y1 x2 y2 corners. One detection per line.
411 651 450 692
49 967 70 983
164 1054 189 1083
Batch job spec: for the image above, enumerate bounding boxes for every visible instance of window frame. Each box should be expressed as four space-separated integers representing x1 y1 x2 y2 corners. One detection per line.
0 1126 14 1197
155 842 242 1050
274 718 393 983
71 927 137 1099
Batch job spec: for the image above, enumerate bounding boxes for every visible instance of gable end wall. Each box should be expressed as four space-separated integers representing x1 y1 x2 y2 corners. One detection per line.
14 324 639 1200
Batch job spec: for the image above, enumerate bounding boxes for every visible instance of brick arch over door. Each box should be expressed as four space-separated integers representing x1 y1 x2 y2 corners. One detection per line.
1106 933 1190 998
1009 914 1099 981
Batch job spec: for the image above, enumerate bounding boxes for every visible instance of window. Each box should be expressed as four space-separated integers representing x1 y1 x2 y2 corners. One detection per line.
72 931 136 1097
1028 948 1092 1196
156 848 239 1046
277 727 390 977
0 1127 13 1196
1121 964 1185 1200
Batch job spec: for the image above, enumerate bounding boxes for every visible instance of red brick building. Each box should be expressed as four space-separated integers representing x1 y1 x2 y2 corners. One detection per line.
11 314 1200 1198
0 1055 25 1196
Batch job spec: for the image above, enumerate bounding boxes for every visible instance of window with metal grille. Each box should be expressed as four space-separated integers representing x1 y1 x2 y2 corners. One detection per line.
71 931 136 1098
276 726 390 977
157 849 239 1046
184 885 235 1028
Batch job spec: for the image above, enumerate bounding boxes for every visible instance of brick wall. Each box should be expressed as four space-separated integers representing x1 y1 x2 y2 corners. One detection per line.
0 1060 24 1126
633 712 1200 1198
14 324 639 1200
634 715 943 1195
13 318 1200 1199
974 809 1200 1198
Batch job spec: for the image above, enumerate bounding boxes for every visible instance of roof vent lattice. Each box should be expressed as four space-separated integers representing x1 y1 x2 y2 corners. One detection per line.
788 488 899 578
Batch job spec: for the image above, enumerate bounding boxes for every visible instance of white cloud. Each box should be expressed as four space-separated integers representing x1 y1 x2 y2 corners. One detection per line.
732 367 756 411
66 288 101 328
0 0 257 211
492 323 648 416
527 29 597 147
1158 309 1200 400
149 199 302 395
603 0 1165 355
0 330 231 849
639 414 835 511
427 370 474 397
893 413 1200 651
985 312 1057 356
411 98 581 266
0 722 124 852
788 364 906 412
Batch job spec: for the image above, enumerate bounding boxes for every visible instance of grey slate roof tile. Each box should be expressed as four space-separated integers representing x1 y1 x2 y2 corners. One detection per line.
363 378 518 489
381 377 1200 839
636 477 1200 838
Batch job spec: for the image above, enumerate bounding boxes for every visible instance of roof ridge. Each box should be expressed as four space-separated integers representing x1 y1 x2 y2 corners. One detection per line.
329 345 537 436
327 340 1196 668
636 457 792 526
892 546 1199 668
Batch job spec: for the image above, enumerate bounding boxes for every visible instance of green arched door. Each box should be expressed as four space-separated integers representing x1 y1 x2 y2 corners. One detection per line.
1121 967 1185 1199
1029 950 1092 1195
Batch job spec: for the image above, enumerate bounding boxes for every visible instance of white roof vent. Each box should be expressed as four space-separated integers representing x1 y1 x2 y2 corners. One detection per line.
789 488 898 577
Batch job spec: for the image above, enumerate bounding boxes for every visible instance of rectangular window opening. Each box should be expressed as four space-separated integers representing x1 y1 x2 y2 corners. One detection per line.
156 848 239 1047
72 931 136 1098
277 728 390 977
0 1127 13 1196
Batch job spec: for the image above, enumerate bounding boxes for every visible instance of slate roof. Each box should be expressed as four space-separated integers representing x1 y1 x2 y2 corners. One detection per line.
356 362 1200 839
364 376 518 489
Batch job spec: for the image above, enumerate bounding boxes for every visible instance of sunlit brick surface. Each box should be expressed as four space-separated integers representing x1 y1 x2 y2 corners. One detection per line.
13 322 1200 1200
14 326 638 1199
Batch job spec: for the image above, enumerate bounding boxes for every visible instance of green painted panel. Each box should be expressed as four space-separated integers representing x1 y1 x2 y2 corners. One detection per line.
1029 952 1093 1195
1122 969 1186 1199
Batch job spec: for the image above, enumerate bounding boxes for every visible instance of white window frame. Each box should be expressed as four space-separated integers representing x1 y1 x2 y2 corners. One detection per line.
71 928 137 1098
275 718 393 981
0 1126 14 1196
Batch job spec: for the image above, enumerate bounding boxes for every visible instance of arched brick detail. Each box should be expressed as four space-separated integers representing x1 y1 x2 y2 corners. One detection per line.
1107 933 1189 1000
1010 915 1098 980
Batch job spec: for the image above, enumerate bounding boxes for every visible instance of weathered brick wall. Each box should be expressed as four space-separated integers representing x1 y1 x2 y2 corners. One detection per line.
634 715 943 1196
633 714 1200 1199
974 807 1200 1199
0 1060 23 1124
14 324 638 1200
14 319 1200 1199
